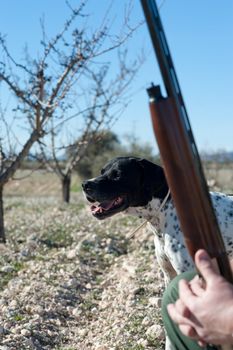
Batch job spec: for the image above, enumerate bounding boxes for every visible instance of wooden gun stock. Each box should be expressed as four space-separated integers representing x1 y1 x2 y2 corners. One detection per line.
148 88 233 283
141 1 233 347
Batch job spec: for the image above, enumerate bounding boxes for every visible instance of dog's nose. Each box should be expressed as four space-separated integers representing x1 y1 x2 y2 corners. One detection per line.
82 180 89 191
82 180 93 192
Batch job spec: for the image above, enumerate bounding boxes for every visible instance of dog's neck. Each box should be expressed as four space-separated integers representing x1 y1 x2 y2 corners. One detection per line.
126 196 170 227
152 181 170 200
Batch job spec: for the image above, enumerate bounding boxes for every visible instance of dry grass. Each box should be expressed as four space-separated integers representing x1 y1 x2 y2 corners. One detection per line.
5 170 81 198
203 162 233 193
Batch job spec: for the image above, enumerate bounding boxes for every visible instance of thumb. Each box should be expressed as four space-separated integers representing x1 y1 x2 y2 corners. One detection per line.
195 249 219 285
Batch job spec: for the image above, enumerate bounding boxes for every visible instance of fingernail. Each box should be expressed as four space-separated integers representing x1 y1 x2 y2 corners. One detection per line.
198 250 209 261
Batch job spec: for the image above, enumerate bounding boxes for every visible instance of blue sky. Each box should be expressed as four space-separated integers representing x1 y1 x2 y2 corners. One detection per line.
0 0 232 154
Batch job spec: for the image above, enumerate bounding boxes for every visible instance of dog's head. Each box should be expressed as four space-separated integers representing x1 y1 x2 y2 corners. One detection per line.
82 156 169 220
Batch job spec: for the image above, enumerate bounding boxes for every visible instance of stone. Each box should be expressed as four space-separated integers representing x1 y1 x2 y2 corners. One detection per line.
9 300 18 308
148 296 162 307
146 324 165 340
141 316 151 326
78 328 88 338
95 346 108 350
21 329 31 336
0 326 6 335
1 265 14 273
137 338 148 347
67 249 76 259
72 307 81 318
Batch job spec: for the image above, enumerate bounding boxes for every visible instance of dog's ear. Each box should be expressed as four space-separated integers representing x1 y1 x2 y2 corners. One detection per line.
137 158 169 199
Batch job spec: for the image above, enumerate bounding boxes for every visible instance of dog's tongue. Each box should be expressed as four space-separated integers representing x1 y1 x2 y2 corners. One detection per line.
91 197 124 214
91 199 115 213
100 199 115 210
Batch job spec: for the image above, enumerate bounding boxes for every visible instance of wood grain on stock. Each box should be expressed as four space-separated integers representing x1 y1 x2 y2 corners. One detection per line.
149 96 233 284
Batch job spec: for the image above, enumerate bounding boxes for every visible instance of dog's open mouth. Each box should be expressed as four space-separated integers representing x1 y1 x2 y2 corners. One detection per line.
90 196 127 219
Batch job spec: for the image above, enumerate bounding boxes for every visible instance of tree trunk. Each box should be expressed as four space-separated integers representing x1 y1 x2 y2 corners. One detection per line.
0 185 6 243
62 173 71 203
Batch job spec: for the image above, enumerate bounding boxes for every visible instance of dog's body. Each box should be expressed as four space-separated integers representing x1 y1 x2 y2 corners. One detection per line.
127 191 233 284
82 156 233 283
83 156 233 350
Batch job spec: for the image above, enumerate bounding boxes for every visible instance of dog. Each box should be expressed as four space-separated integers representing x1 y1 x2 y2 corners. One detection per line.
82 156 233 350
82 156 233 283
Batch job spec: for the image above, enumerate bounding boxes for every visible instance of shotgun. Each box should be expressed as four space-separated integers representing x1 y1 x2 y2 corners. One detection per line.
140 1 233 348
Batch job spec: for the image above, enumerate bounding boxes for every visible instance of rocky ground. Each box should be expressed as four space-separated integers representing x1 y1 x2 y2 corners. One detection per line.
0 193 166 350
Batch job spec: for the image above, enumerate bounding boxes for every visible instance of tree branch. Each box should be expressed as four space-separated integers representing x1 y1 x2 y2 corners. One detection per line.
0 129 42 185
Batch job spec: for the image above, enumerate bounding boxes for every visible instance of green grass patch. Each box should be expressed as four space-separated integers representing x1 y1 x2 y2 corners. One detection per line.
13 314 24 321
0 261 25 291
40 224 73 249
71 183 82 193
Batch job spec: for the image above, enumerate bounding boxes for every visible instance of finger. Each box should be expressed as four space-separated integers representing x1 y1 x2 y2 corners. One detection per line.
167 303 193 327
179 324 199 339
195 250 220 286
189 275 205 296
167 303 182 324
197 340 207 348
174 299 191 318
178 279 197 305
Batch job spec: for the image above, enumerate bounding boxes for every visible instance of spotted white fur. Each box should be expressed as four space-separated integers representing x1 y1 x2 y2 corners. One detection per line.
127 192 233 284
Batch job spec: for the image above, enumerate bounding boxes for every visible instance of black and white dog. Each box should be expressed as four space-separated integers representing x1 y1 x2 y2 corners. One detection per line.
82 156 233 284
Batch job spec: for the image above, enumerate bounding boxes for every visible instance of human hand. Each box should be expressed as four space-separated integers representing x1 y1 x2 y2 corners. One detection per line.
167 249 233 346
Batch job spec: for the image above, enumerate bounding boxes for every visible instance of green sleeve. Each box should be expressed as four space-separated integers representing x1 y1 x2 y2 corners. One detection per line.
162 271 218 350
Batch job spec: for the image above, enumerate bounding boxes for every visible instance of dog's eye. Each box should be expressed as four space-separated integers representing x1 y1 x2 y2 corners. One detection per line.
110 170 120 180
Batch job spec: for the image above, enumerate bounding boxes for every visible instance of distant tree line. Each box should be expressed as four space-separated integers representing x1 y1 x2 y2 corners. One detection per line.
23 129 160 179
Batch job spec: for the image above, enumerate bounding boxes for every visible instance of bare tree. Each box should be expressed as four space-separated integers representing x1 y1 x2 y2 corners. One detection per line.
36 49 141 202
0 0 142 241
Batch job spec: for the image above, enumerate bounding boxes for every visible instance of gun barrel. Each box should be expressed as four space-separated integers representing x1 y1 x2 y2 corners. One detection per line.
140 0 178 99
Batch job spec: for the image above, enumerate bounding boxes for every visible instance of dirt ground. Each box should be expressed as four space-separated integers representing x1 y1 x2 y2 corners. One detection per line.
1 164 232 349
